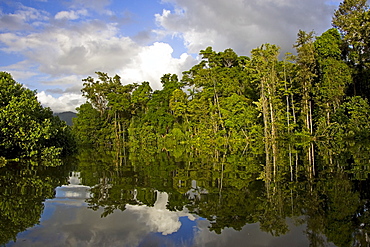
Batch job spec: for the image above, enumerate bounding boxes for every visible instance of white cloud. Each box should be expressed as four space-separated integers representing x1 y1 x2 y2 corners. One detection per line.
41 74 82 86
55 9 88 20
156 0 340 55
15 5 49 22
1 0 342 113
0 5 49 31
120 42 195 90
125 191 195 235
0 60 39 81
0 21 140 76
37 91 85 112
34 41 196 112
0 16 196 111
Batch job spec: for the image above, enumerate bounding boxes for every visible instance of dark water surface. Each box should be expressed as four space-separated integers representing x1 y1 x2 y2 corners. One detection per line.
2 141 370 247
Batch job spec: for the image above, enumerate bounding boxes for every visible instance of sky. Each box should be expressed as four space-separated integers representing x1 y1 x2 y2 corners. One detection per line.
0 0 343 112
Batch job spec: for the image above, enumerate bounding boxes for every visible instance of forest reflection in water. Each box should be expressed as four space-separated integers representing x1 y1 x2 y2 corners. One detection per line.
2 140 370 247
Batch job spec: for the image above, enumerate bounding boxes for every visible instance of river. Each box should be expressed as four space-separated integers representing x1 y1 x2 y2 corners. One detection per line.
1 141 369 246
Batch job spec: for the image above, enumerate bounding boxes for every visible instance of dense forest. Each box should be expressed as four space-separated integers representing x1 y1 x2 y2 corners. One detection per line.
0 72 75 164
73 0 370 149
1 0 370 159
1 1 370 245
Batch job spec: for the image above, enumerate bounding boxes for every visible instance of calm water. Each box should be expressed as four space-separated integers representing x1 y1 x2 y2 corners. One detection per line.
1 141 370 247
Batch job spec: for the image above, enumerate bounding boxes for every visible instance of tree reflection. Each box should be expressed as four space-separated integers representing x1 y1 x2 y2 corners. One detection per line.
74 141 370 246
0 160 71 245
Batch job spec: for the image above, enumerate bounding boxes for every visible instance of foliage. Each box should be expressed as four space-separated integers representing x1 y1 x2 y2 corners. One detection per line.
62 139 370 247
0 161 71 245
331 96 370 138
4 136 370 246
332 0 370 97
4 0 370 245
73 1 370 144
0 72 75 161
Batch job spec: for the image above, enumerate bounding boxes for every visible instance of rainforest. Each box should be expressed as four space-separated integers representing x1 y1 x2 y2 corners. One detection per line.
1 0 370 246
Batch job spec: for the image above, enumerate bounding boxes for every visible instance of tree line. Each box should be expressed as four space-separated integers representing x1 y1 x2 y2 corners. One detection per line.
73 0 370 147
1 0 369 159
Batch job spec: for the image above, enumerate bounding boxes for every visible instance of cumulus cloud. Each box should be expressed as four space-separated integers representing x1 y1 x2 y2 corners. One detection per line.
120 42 195 90
55 9 88 20
0 21 140 76
37 91 85 112
0 0 343 112
0 14 195 82
156 0 343 55
0 15 195 111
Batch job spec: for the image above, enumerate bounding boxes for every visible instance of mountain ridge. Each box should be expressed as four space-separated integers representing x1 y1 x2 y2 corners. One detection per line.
54 111 76 126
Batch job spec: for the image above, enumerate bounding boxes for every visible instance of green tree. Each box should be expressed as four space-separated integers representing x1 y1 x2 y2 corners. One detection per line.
332 96 370 138
332 0 370 97
251 44 283 140
131 81 152 116
143 74 183 136
72 102 109 145
78 72 137 145
333 0 370 67
294 30 317 135
0 72 74 160
182 47 258 143
314 28 352 135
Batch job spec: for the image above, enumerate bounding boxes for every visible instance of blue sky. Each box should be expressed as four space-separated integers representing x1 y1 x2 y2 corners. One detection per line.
0 0 342 112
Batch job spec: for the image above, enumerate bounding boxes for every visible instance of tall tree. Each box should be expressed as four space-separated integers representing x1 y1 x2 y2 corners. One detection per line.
182 47 257 140
294 30 317 135
332 0 370 97
144 74 182 136
79 72 136 145
131 81 152 116
333 0 370 67
251 44 282 140
278 54 298 132
314 28 352 134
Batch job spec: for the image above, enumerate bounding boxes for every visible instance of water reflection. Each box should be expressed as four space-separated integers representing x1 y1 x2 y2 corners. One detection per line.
0 161 70 246
7 190 199 246
4 187 317 247
55 172 91 201
3 141 370 246
126 191 196 235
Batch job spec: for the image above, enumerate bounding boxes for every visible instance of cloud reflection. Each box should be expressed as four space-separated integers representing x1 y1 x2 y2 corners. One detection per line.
126 191 195 235
5 174 321 247
8 187 197 246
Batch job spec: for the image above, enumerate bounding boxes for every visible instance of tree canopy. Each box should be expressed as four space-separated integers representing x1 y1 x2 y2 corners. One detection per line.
73 0 370 146
0 72 75 162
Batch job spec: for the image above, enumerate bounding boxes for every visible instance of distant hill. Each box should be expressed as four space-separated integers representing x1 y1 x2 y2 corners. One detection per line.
54 111 77 126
